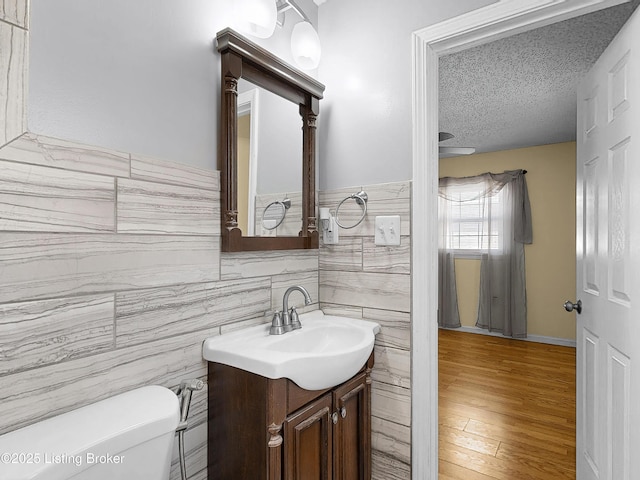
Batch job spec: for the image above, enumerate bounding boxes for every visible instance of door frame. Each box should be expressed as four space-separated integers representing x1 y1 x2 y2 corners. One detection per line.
410 1 629 478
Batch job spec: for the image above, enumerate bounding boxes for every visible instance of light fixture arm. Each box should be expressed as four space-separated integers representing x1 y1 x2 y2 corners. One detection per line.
276 0 311 26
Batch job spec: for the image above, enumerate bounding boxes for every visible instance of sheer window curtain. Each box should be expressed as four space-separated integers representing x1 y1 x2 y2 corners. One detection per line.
438 170 532 337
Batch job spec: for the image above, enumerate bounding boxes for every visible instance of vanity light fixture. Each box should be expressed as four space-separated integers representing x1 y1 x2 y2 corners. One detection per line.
291 21 321 69
277 0 322 70
237 0 322 69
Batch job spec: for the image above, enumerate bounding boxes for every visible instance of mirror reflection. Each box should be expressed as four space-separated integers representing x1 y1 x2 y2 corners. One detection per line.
261 197 291 231
237 79 302 237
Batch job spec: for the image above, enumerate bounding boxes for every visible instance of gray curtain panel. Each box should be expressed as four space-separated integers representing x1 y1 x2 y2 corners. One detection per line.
438 170 532 337
438 250 461 328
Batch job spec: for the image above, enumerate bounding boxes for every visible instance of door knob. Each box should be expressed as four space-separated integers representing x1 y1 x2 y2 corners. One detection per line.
564 300 582 314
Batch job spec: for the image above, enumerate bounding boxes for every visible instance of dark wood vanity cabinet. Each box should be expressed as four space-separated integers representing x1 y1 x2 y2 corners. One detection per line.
332 373 371 480
208 353 373 480
284 393 333 480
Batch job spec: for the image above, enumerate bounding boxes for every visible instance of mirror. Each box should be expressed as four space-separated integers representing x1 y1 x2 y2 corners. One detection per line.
217 28 325 252
236 79 302 237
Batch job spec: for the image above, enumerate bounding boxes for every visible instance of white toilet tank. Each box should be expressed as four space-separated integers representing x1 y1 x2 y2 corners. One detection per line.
0 385 179 480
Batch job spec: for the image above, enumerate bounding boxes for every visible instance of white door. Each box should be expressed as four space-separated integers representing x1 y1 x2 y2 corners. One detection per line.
575 6 640 480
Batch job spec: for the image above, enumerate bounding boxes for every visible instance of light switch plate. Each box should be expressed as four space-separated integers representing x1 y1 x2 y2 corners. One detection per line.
375 215 401 246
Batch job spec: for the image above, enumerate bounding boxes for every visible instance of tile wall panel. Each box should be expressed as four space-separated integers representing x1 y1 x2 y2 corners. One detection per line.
0 125 321 480
0 133 131 177
372 450 412 480
319 270 410 312
221 249 319 280
130 153 219 191
320 182 410 205
319 303 363 318
0 159 115 232
371 416 411 464
0 294 114 375
0 326 217 434
0 233 219 304
371 381 411 428
372 345 411 389
0 0 29 27
319 181 412 477
319 237 362 271
219 315 268 333
364 308 411 350
115 278 271 347
117 178 219 235
363 237 411 274
0 20 27 147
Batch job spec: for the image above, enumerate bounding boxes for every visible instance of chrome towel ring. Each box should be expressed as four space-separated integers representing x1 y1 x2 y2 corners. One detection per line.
261 197 291 230
335 189 368 229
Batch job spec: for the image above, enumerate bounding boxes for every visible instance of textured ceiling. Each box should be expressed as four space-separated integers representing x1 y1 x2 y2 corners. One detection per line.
439 1 640 155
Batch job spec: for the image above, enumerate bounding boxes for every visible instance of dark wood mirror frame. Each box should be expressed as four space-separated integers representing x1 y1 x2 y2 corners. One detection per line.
216 28 325 252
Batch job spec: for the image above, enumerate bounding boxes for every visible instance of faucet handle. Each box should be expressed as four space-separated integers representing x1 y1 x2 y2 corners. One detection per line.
269 311 286 335
289 307 302 330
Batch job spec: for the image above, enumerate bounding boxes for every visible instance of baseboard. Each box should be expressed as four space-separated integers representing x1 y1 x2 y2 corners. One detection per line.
440 325 576 348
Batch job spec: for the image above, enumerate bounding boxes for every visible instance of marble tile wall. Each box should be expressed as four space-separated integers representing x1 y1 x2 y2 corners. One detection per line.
319 181 412 479
0 0 28 28
0 132 319 480
0 0 27 148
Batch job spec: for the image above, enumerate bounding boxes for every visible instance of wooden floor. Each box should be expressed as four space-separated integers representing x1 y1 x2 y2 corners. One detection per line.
438 329 576 480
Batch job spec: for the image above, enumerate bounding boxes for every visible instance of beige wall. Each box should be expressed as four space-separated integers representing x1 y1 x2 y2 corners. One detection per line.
237 114 251 234
439 142 577 340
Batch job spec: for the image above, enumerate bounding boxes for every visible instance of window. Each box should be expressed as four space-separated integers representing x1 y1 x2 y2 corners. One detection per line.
439 182 505 253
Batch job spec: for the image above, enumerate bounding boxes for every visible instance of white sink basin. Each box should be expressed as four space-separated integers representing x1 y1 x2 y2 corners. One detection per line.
202 310 380 390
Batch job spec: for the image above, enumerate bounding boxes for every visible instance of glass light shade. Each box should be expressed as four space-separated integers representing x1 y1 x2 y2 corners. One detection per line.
237 0 277 39
291 21 321 70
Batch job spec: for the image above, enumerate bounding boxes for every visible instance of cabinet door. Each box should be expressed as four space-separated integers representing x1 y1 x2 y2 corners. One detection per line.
284 393 333 480
333 372 371 480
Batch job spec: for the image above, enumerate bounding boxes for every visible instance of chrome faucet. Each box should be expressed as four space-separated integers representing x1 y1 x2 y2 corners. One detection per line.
269 285 312 335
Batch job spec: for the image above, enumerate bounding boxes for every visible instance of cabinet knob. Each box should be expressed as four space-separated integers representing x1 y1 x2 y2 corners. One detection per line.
340 407 347 419
332 412 338 425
